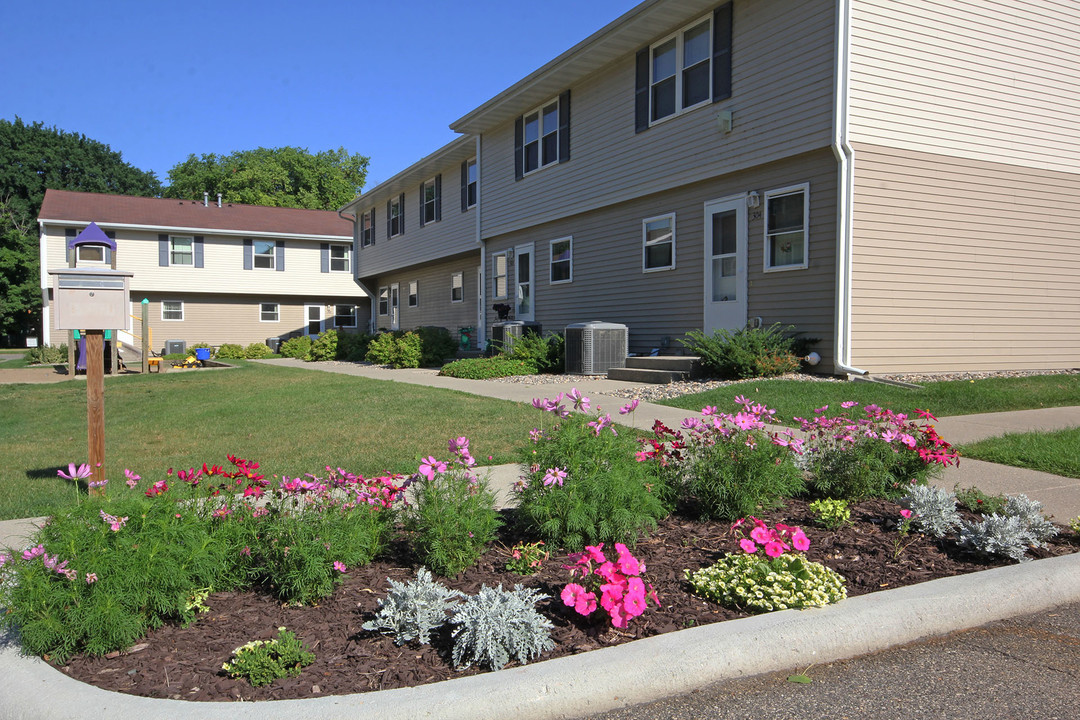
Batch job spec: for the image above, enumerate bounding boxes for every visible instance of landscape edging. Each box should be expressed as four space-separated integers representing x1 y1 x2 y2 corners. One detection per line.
2 551 1079 720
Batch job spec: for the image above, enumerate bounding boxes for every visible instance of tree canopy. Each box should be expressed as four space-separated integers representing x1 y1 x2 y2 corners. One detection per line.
0 117 161 339
164 146 369 210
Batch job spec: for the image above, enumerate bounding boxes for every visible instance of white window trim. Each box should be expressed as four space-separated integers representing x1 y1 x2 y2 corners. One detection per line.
642 212 677 272
76 245 109 265
649 14 713 127
450 271 464 304
161 300 184 322
521 97 561 176
170 235 194 267
334 304 357 328
389 198 402 238
763 182 810 273
492 252 509 300
466 159 478 208
330 244 351 272
549 236 573 285
260 302 280 323
408 280 418 307
253 239 276 270
360 210 374 248
377 286 389 315
422 177 438 224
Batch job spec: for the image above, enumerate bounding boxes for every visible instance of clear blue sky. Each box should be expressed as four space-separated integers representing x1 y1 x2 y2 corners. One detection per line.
1 0 638 192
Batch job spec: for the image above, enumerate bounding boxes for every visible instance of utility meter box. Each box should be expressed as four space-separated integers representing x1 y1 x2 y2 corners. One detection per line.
48 268 134 330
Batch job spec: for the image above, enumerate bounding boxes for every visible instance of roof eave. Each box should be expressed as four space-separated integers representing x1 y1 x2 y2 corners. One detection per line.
341 136 476 212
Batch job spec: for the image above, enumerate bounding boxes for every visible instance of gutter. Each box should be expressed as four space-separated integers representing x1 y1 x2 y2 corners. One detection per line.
475 135 486 349
829 0 867 377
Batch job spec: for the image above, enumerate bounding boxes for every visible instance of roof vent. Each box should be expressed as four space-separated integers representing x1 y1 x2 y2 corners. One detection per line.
203 192 209 207
217 193 222 208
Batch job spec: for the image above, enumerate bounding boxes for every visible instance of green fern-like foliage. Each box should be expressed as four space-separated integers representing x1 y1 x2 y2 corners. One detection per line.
450 584 554 670
361 568 464 645
405 470 500 577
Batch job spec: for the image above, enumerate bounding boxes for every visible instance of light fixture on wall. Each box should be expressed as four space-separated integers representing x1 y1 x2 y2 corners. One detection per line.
746 191 760 208
507 248 515 260
717 110 733 133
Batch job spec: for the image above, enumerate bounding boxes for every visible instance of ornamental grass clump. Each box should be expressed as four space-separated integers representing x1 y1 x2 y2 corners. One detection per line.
515 391 671 551
221 627 315 687
799 405 958 500
450 584 554 670
639 397 804 521
686 518 846 613
403 437 501 577
362 568 464 645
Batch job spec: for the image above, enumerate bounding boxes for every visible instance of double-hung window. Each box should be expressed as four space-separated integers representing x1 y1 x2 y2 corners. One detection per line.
334 304 357 328
408 280 418 307
515 92 570 179
651 17 711 123
387 194 404 238
643 214 676 271
450 272 464 303
253 240 275 269
260 302 279 322
329 245 350 272
492 252 508 299
764 184 809 271
162 300 184 321
170 236 194 266
420 176 441 226
549 237 572 284
465 159 477 209
378 286 389 315
360 209 374 247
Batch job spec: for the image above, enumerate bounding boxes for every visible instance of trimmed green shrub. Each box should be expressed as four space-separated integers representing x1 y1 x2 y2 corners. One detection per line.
365 331 422 368
243 342 274 359
681 323 803 379
510 332 564 374
279 335 312 360
416 326 458 367
216 343 245 359
308 329 338 361
24 344 68 364
336 332 374 361
439 356 538 379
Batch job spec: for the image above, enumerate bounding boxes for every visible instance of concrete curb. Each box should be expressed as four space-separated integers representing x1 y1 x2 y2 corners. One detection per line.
3 552 1079 720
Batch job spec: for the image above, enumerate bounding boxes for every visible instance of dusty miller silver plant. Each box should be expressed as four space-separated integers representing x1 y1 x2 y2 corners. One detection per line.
903 484 961 538
958 494 1058 562
361 568 464 645
450 584 554 670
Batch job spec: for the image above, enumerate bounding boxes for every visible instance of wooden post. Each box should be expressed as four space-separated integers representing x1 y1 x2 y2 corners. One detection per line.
67 330 76 376
141 298 149 374
85 330 106 496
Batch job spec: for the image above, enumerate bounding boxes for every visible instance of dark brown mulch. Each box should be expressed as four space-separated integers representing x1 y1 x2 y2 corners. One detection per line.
54 499 1079 702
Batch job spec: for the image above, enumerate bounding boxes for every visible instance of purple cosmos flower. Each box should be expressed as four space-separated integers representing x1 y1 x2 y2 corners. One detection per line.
619 399 639 415
57 462 92 482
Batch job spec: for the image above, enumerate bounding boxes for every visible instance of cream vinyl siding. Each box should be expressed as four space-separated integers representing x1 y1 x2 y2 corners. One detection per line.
483 149 837 364
480 0 836 239
849 0 1080 174
355 164 476 278
41 227 363 298
368 256 480 335
849 144 1080 373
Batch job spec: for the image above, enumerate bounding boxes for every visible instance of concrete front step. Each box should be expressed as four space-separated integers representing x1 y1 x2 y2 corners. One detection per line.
608 355 701 383
624 355 700 372
607 366 689 384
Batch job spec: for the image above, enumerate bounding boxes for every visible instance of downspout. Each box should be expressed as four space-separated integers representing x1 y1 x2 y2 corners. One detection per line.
830 0 867 376
475 134 486 350
38 221 51 346
338 207 376 333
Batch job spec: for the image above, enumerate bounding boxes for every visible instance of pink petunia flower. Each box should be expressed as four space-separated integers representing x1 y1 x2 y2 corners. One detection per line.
739 538 758 554
900 509 913 519
764 540 788 558
791 530 811 552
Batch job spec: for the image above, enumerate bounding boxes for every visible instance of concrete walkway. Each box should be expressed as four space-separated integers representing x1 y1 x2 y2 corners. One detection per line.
2 360 1080 719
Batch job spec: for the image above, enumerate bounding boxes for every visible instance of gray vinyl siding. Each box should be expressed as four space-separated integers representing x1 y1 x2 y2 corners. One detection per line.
370 256 481 337
479 0 836 240
849 143 1080 373
483 149 837 366
356 164 476 277
131 294 371 352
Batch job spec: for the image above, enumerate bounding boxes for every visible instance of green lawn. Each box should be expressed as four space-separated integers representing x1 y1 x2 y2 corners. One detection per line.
960 427 1080 479
658 374 1080 422
0 361 539 520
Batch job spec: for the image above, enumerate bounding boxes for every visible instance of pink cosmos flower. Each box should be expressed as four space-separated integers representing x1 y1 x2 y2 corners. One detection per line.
733 395 751 407
841 400 859 409
85 573 98 584
619 399 639 415
732 412 759 431
333 561 347 573
449 436 470 454
212 506 230 519
418 456 447 481
567 388 590 412
915 408 938 422
0 552 9 569
57 462 92 482
23 545 44 561
701 405 718 416
145 479 169 497
900 509 913 519
542 467 568 487
814 405 829 415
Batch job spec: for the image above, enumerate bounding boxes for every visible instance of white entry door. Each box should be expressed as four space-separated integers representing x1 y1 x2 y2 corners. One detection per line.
305 304 324 337
389 283 400 330
515 243 534 321
703 196 748 334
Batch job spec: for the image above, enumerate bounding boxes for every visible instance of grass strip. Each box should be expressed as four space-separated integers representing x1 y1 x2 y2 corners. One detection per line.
959 427 1080 479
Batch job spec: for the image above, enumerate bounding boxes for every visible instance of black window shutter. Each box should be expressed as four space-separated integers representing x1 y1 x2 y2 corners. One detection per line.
320 243 330 273
419 182 426 227
399 193 405 233
275 240 285 272
434 174 442 222
460 161 468 213
370 207 376 245
158 234 169 266
243 238 253 270
514 117 524 181
386 200 392 237
635 48 650 133
194 236 204 268
712 2 733 103
558 90 571 163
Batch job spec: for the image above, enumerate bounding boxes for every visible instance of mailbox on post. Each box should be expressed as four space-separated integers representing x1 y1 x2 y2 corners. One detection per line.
48 267 133 330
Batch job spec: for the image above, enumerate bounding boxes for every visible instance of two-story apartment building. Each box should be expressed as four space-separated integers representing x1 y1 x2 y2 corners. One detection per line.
38 189 367 353
347 0 1080 375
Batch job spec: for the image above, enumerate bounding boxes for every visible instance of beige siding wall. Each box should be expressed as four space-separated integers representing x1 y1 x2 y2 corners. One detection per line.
355 163 477 277
483 149 838 365
370 256 482 341
849 143 1080 372
480 0 836 239
48 294 371 353
849 0 1080 173
41 226 363 298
